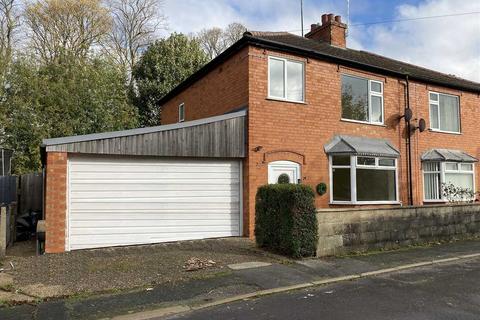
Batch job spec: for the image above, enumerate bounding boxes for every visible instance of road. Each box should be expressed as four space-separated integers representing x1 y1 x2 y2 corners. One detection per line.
165 257 480 320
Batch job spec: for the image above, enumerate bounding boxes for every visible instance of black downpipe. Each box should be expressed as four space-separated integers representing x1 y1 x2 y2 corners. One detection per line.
405 75 414 206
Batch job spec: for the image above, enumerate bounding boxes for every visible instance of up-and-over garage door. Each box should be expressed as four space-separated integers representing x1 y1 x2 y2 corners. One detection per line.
67 155 242 250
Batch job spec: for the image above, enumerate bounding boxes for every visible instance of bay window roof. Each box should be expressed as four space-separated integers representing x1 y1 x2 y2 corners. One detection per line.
421 149 478 163
324 135 400 158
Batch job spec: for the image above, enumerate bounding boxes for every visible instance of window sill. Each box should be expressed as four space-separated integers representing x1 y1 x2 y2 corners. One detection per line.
266 97 306 105
428 129 461 135
341 118 386 127
330 201 401 205
423 200 447 203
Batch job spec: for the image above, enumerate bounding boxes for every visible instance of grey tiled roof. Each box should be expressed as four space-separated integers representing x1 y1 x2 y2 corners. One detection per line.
324 135 400 158
247 31 480 93
421 149 478 162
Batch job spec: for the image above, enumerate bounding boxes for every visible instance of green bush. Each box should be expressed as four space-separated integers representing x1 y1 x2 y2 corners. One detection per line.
255 184 318 258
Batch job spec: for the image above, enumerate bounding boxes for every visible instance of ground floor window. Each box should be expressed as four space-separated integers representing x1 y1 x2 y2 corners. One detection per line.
423 161 475 201
330 155 397 204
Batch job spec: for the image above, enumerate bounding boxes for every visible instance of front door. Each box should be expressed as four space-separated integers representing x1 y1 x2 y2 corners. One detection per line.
268 161 301 184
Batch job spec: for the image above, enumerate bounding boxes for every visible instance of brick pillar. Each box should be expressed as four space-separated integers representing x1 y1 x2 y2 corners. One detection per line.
45 152 68 253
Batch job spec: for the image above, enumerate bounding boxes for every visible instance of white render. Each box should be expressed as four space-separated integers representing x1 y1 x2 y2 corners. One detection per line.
67 155 242 250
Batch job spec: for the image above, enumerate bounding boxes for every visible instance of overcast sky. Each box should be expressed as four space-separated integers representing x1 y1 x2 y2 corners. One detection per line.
160 0 480 83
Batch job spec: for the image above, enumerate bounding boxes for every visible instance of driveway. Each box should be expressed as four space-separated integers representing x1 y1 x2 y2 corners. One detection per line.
1 238 284 300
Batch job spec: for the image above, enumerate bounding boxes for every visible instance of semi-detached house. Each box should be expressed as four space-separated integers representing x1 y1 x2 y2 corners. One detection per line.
42 13 480 253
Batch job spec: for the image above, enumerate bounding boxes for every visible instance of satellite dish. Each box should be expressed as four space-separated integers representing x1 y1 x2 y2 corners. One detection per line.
418 118 426 132
404 109 413 122
399 108 413 122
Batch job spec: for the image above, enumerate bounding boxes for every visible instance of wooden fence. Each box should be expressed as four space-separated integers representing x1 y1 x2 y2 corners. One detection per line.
0 173 43 213
0 173 43 249
0 175 17 205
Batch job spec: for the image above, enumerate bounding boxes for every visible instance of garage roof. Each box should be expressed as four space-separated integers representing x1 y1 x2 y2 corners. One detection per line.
42 110 246 158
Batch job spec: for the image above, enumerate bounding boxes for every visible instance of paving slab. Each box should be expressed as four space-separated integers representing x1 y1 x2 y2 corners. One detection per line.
228 261 272 270
233 264 315 290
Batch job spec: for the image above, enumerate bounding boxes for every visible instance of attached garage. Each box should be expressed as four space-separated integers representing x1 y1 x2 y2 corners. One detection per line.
42 111 246 252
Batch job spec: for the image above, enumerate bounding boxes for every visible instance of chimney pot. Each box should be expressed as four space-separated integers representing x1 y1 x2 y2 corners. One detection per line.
321 14 328 25
305 13 347 48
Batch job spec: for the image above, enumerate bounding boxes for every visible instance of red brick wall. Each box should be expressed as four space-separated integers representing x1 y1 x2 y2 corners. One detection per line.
161 47 250 124
245 46 480 236
409 82 480 204
156 44 480 238
45 152 67 253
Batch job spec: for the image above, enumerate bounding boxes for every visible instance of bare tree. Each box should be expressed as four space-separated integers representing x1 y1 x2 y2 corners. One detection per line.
223 22 247 46
105 0 166 76
0 0 20 68
196 23 246 60
25 0 111 63
196 27 224 60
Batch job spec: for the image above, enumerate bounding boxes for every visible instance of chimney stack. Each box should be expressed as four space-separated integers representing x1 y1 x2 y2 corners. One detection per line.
305 13 347 48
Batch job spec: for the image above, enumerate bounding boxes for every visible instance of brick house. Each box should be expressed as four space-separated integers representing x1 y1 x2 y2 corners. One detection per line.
159 13 480 237
42 13 480 252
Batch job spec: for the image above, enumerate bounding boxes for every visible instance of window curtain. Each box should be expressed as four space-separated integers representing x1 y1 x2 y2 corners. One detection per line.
439 95 459 132
445 173 474 191
423 162 441 200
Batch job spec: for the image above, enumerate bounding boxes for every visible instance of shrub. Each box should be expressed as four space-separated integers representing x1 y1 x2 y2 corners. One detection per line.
255 184 318 258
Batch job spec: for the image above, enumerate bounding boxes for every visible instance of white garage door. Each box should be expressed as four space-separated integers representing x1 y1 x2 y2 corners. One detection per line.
67 155 242 250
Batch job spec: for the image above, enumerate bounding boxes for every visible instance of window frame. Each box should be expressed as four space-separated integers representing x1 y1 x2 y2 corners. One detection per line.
329 155 399 205
340 74 385 125
267 56 305 103
178 103 185 123
428 91 461 134
422 161 476 202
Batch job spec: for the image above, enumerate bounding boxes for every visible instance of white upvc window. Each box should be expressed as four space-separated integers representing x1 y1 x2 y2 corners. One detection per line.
428 91 460 133
178 103 185 122
268 56 305 103
330 155 398 204
341 74 384 125
423 161 475 201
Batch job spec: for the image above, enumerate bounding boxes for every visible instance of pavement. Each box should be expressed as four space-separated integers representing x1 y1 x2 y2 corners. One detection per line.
2 239 480 320
167 255 480 320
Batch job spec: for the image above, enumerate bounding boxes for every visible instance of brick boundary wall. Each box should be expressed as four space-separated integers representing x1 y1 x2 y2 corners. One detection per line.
316 204 480 257
45 152 68 253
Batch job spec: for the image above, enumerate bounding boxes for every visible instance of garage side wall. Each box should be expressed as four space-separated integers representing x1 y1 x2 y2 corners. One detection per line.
45 152 68 253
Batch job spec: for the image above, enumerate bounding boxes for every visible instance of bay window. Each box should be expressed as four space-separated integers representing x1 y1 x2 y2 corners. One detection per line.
268 56 305 102
423 161 475 201
331 155 398 204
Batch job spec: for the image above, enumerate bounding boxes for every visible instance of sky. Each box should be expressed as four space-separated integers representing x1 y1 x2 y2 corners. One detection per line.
160 0 480 83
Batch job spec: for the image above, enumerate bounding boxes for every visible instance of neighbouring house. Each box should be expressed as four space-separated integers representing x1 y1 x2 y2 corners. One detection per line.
42 13 480 253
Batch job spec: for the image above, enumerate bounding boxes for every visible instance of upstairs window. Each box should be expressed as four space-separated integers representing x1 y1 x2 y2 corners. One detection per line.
178 103 185 122
341 75 384 125
268 56 304 102
429 92 460 133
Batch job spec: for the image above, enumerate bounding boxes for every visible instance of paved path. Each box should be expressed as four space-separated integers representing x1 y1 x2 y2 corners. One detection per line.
166 256 480 320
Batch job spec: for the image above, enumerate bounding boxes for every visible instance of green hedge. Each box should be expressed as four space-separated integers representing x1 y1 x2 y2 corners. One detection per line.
255 184 318 258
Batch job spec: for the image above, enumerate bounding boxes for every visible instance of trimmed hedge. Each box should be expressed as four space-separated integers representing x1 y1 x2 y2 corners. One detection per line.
255 184 318 258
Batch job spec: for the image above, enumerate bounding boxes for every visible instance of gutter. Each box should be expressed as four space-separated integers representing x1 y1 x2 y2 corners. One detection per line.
405 75 414 206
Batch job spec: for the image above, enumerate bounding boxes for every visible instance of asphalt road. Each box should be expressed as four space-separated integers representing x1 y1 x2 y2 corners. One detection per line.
166 257 480 320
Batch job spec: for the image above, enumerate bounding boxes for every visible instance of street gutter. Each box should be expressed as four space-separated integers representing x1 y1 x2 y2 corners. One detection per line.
113 252 480 320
